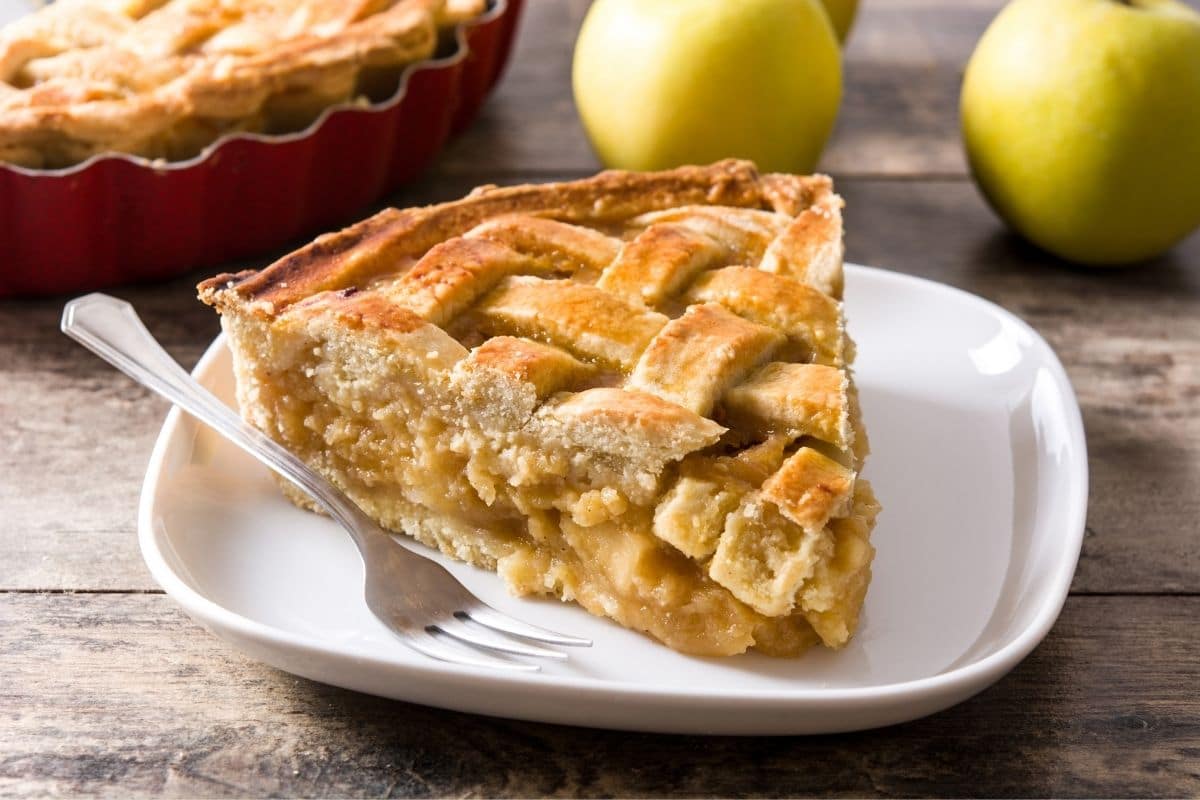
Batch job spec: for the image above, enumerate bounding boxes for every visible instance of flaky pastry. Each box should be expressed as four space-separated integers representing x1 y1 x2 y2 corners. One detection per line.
0 0 486 167
199 160 880 657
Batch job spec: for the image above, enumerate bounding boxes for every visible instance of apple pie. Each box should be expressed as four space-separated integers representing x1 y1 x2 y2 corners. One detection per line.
0 0 486 168
198 160 880 657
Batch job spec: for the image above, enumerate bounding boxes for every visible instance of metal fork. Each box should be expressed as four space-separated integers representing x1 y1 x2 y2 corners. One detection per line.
61 293 590 672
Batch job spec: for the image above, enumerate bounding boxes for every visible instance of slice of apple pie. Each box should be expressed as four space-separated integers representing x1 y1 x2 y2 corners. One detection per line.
198 160 880 657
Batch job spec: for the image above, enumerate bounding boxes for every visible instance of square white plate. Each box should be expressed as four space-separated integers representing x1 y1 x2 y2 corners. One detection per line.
138 264 1087 735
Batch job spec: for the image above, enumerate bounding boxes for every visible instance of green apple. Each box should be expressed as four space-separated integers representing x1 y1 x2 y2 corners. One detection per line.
572 0 841 174
961 0 1200 265
820 0 859 42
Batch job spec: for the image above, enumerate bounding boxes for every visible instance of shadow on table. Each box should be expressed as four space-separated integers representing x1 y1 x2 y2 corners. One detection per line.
962 228 1200 297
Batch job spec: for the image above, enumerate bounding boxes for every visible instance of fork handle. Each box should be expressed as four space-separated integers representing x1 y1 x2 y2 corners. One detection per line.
61 293 374 544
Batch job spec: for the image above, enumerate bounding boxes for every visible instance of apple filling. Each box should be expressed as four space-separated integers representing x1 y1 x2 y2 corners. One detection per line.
221 306 877 656
199 162 880 658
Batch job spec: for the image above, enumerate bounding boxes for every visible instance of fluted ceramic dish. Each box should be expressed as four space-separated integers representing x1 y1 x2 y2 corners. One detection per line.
0 0 523 297
138 265 1088 735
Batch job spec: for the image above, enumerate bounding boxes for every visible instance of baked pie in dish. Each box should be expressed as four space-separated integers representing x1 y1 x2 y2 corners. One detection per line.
199 160 880 657
0 0 486 167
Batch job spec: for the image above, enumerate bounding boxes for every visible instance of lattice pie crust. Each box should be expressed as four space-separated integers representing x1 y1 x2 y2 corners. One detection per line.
0 0 486 167
199 161 880 657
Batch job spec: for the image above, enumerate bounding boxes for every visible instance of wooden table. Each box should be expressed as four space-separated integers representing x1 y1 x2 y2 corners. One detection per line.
4 1 1198 796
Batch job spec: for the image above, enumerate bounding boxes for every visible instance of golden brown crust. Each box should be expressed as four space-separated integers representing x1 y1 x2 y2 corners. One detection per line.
541 387 726 460
199 161 833 311
629 303 783 416
297 289 429 334
0 0 486 168
723 362 852 447
199 209 419 313
761 190 846 298
199 160 875 656
683 266 844 366
758 172 833 217
596 223 727 308
473 276 669 370
761 447 856 532
466 214 622 275
457 336 594 399
385 238 535 326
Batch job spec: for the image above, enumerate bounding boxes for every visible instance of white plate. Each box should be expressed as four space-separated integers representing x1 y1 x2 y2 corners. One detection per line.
138 264 1087 735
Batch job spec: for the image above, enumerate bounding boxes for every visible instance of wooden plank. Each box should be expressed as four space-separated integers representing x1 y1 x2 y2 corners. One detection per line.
3 176 1195 593
827 0 997 176
0 277 221 592
439 0 596 175
0 593 1197 797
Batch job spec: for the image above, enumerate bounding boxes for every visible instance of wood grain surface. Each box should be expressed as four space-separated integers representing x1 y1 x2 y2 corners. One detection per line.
3 594 1198 797
2 0 1198 796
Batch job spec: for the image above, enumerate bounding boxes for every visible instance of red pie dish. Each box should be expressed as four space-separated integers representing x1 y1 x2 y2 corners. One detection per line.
0 0 522 298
